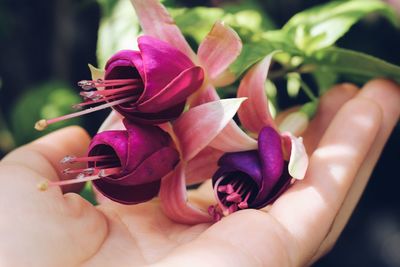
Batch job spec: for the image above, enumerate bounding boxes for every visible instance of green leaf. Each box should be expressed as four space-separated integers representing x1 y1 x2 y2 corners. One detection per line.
305 47 400 83
283 0 399 52
173 7 225 44
230 31 303 76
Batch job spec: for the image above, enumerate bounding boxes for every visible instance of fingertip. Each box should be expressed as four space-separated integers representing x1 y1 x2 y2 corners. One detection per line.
34 126 91 147
320 83 358 101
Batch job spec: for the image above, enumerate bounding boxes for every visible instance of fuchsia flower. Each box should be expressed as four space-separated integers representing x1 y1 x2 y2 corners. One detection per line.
35 35 204 129
160 55 309 223
41 120 179 204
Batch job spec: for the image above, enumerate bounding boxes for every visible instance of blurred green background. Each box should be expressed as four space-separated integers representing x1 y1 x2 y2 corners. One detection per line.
0 0 399 266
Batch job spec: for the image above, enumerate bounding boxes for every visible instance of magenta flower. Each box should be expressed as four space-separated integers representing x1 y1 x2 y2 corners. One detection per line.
42 120 179 204
35 35 204 129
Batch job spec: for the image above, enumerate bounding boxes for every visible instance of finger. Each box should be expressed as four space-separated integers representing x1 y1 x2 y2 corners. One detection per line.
302 83 358 154
309 79 400 262
269 95 382 264
1 126 91 193
0 127 107 266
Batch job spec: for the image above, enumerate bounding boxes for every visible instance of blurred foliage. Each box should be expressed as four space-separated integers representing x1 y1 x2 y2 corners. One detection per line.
10 82 82 146
97 0 140 68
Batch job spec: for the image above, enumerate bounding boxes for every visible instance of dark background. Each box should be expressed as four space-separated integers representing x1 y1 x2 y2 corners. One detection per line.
0 0 399 266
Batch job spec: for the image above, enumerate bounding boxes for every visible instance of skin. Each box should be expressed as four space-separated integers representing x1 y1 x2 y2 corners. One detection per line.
0 79 399 267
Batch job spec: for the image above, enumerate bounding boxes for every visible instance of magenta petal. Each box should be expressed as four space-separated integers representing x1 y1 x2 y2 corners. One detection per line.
159 163 212 224
105 50 144 79
93 179 161 205
123 120 173 171
130 0 196 61
237 55 277 133
198 21 242 81
137 66 204 113
173 98 246 161
138 35 196 102
88 130 129 168
252 126 284 205
122 102 186 125
103 147 179 186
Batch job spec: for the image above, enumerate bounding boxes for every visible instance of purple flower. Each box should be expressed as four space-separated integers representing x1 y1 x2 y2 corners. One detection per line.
44 120 180 204
35 36 204 130
211 127 291 217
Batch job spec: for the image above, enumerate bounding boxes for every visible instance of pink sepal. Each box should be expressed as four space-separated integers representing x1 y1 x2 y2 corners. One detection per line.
159 163 212 224
237 55 277 133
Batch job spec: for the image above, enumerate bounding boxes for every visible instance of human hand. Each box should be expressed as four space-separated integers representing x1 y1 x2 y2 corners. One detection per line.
0 79 399 267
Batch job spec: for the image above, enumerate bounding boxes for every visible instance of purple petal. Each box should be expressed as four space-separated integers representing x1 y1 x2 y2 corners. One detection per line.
252 126 284 206
213 151 263 186
252 163 292 209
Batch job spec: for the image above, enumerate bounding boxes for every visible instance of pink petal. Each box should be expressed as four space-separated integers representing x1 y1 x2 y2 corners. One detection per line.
159 163 212 224
191 86 257 152
198 21 242 82
130 0 196 61
174 98 246 161
281 132 309 180
209 122 257 152
237 55 277 133
137 66 204 112
186 147 223 185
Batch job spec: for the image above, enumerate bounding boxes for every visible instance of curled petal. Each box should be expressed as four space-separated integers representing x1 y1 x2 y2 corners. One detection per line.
159 163 212 224
281 132 308 180
198 21 242 82
130 0 196 61
137 66 204 112
214 151 263 186
105 50 144 80
137 36 196 102
186 147 223 185
237 55 277 133
209 122 257 152
124 120 173 171
104 147 179 186
174 98 246 161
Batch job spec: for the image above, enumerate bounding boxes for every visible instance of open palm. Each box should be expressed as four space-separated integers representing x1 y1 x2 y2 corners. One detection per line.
1 79 399 267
